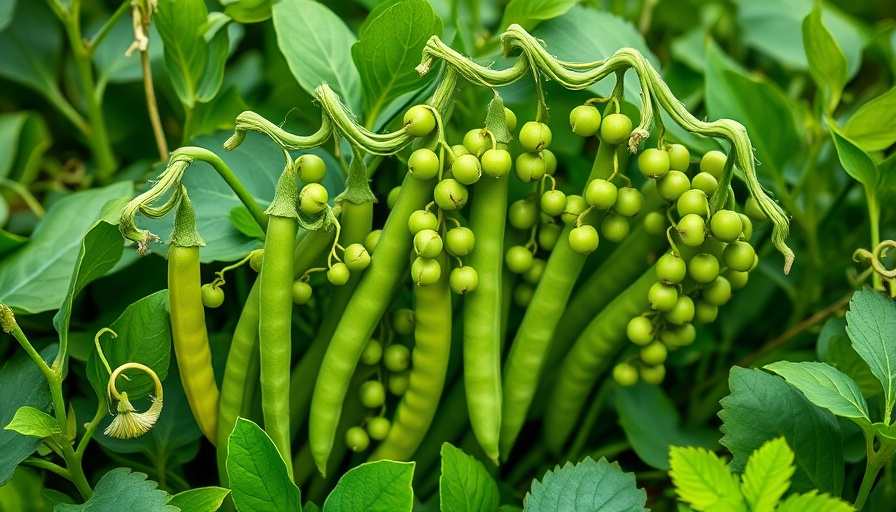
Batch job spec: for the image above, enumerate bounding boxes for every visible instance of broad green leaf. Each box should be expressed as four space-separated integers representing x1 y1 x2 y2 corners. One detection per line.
733 0 865 78
616 382 719 471
719 367 843 495
0 111 51 184
91 358 202 468
54 468 176 511
0 182 132 314
764 361 871 425
227 418 301 512
523 457 646 512
183 85 248 141
222 0 272 23
533 6 659 102
829 120 878 189
0 3 68 112
741 437 794 512
0 467 55 511
822 324 882 397
0 346 54 486
0 229 26 257
52 220 125 359
0 0 16 31
351 0 442 125
304 504 320 512
324 460 414 512
668 446 744 512
843 86 896 152
86 290 171 401
167 487 230 512
845 288 896 417
140 132 343 263
501 0 580 31
776 490 855 512
439 443 499 512
155 0 229 108
4 406 60 440
229 206 265 240
704 41 799 184
272 0 362 114
802 2 848 112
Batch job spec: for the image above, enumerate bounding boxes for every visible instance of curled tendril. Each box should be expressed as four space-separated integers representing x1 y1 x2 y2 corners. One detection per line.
104 362 164 439
854 240 896 280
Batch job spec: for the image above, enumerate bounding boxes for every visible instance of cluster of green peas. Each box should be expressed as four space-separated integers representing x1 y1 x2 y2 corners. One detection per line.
611 148 764 386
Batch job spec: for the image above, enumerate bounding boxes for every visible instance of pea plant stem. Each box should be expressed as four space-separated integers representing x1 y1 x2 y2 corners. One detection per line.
142 47 169 161
23 458 71 479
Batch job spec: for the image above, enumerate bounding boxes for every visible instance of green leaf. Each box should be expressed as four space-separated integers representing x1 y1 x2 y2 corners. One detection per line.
0 111 51 184
501 0 580 31
878 152 896 204
183 85 248 141
439 443 499 512
324 460 414 512
733 0 865 78
90 356 202 468
719 367 843 495
141 132 343 263
704 40 800 184
154 0 229 108
843 86 896 152
272 0 362 114
826 335 882 397
229 206 265 241
764 361 871 425
802 1 848 112
523 456 646 511
167 487 230 512
87 290 171 401
222 0 273 23
740 437 794 512
0 346 54 486
776 490 855 512
532 6 659 102
616 382 719 471
485 91 512 145
4 406 61 439
54 467 176 511
0 3 68 111
0 466 56 511
227 418 301 512
52 219 125 359
845 288 896 417
0 182 132 314
668 446 744 512
829 120 878 189
0 0 16 31
0 229 26 257
351 0 442 125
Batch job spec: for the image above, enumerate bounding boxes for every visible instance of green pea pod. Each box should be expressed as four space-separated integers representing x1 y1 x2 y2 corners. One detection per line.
543 267 656 453
463 173 509 464
370 251 451 461
499 141 622 458
309 173 434 476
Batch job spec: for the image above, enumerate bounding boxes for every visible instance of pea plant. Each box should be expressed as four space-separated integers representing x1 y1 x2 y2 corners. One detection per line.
0 0 894 511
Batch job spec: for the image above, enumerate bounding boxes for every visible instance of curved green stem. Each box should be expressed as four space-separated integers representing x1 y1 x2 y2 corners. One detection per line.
22 458 71 480
86 0 131 53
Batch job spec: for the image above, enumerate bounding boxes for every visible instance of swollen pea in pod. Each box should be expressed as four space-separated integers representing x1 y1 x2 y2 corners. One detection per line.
167 187 220 446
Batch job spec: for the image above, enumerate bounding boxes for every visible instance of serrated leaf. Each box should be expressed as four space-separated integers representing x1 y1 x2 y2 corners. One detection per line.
227 418 301 512
829 121 878 189
668 447 744 512
439 443 499 512
764 361 871 425
272 0 361 114
323 460 415 512
0 346 54 486
167 487 230 512
740 437 794 512
4 406 61 439
523 457 646 512
0 182 132 314
86 290 171 402
844 86 896 152
719 368 843 495
54 468 176 511
351 0 442 125
485 91 512 145
845 289 896 417
802 1 848 112
775 490 855 512
501 0 580 31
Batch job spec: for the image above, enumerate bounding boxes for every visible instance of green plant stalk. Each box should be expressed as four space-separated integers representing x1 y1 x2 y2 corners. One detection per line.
867 191 882 291
59 0 118 180
22 458 71 480
856 433 896 510
75 400 108 459
169 147 268 231
86 0 132 52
